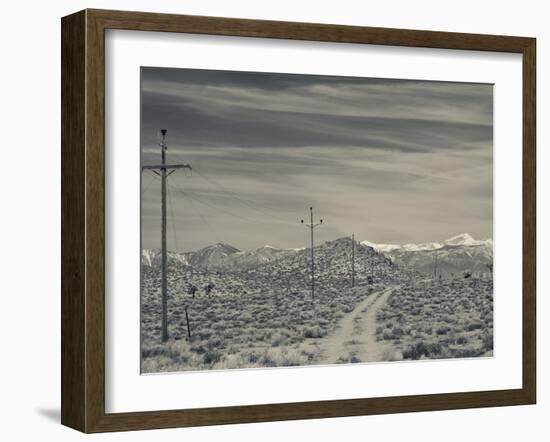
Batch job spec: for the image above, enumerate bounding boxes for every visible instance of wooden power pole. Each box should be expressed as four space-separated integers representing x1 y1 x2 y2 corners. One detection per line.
301 207 323 300
351 233 355 288
142 129 192 342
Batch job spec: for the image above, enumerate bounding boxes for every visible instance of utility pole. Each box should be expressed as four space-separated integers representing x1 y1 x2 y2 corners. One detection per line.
301 207 323 300
184 305 192 339
351 234 356 288
433 252 438 278
142 129 192 342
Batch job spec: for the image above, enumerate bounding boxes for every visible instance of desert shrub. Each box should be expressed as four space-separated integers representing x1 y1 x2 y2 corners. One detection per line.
190 342 207 354
244 328 258 341
212 320 227 331
382 328 394 340
198 329 213 340
270 331 289 347
206 336 224 350
318 318 330 328
275 350 309 367
141 344 164 359
165 339 191 356
303 326 325 338
456 335 469 345
223 329 235 339
391 326 404 338
141 356 173 373
377 312 388 321
141 358 161 373
301 346 321 362
242 350 261 364
465 321 483 331
336 353 361 364
382 348 403 361
427 342 442 355
453 347 483 358
256 331 270 342
419 325 433 335
203 349 222 364
227 344 240 354
403 342 430 360
258 351 277 367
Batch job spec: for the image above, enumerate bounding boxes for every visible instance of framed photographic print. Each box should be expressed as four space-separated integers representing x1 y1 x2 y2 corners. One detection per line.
61 9 536 433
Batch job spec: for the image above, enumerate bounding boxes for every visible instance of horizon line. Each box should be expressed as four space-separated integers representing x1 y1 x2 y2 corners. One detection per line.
141 232 493 254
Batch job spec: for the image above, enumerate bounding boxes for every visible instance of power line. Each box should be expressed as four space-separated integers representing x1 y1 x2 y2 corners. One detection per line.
167 185 179 253
161 166 296 227
141 129 192 343
141 170 160 193
168 183 254 223
193 169 291 223
169 179 294 227
184 191 225 245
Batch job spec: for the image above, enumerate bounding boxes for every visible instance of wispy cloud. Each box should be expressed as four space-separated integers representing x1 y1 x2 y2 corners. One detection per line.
141 67 493 251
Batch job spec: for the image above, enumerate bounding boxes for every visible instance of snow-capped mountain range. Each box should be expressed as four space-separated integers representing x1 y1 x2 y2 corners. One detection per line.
362 233 493 276
142 233 492 277
361 233 493 254
142 243 303 272
142 237 404 299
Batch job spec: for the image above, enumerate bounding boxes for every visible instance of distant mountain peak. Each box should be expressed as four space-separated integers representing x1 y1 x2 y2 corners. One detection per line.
359 233 493 277
211 242 240 250
362 233 491 253
444 233 476 246
361 240 401 253
196 243 240 255
141 248 189 268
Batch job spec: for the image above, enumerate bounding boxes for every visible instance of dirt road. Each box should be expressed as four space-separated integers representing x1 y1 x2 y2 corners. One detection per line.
317 287 395 364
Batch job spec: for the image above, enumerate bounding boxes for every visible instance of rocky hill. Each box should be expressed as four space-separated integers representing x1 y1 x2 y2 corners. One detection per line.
141 237 416 299
185 243 240 269
247 237 406 291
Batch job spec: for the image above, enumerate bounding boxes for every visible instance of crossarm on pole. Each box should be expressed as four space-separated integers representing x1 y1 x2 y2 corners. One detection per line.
142 164 192 171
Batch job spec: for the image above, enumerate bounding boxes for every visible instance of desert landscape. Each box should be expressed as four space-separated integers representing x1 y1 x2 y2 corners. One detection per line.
141 234 493 373
140 67 494 374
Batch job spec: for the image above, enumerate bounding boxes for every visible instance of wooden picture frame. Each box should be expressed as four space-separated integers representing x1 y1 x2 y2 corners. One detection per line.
61 8 536 433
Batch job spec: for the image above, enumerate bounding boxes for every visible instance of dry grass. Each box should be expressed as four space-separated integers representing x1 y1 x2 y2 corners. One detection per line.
140 242 492 371
375 276 493 360
141 278 376 372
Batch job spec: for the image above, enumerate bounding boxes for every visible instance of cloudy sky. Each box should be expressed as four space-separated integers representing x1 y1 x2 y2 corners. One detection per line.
141 67 493 252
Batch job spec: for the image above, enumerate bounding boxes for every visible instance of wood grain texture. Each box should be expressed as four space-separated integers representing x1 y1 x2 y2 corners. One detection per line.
89 8 533 52
522 38 536 404
61 10 86 431
85 9 107 433
61 9 537 433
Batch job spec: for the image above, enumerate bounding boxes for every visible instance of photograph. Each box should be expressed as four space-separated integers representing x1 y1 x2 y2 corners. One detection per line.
139 67 494 374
